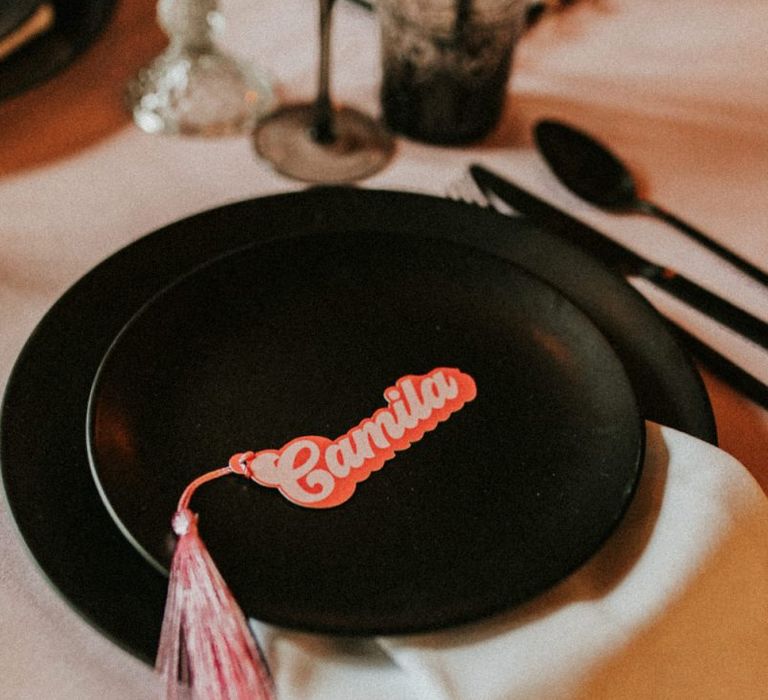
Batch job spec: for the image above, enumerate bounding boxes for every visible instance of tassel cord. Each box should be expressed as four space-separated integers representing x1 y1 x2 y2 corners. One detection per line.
176 466 236 512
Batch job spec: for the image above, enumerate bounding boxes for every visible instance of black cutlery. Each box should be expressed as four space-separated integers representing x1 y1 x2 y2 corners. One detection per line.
533 119 768 288
469 163 768 409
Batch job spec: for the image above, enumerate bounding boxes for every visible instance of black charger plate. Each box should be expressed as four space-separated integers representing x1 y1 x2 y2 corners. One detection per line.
0 0 116 100
87 231 644 633
0 187 715 663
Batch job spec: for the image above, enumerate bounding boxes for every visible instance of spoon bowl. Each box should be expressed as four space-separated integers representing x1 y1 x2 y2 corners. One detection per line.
533 119 768 288
534 120 637 209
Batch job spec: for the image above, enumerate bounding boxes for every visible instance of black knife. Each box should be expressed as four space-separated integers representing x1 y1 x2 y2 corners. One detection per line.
470 164 768 350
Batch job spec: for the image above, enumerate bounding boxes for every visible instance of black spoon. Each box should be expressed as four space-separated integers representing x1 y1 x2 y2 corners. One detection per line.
534 119 768 289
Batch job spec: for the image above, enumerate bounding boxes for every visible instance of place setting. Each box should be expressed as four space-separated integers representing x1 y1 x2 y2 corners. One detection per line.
1 1 767 698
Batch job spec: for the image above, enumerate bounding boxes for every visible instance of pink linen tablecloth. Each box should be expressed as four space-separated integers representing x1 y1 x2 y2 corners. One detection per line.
1 1 766 697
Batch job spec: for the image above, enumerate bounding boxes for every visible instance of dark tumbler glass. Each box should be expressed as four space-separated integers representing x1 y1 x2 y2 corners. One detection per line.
379 0 528 145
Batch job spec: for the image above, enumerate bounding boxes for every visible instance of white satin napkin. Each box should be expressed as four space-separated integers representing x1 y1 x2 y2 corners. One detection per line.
250 423 768 699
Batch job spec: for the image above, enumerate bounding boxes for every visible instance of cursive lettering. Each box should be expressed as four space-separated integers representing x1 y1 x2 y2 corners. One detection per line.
229 368 477 508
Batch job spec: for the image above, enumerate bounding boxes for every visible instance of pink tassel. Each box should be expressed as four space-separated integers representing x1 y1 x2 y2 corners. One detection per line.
156 467 275 700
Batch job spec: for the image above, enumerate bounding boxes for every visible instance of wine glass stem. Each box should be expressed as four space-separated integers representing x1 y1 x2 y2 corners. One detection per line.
312 0 336 144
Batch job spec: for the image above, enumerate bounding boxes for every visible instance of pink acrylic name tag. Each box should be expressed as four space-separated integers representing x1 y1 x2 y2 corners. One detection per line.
229 367 477 508
158 368 477 699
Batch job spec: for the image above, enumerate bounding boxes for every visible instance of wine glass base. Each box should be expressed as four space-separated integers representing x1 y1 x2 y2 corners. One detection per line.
127 49 274 137
253 104 394 183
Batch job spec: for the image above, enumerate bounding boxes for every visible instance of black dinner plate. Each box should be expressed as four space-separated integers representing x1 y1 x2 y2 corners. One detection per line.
0 1 42 39
0 187 716 663
86 231 645 633
0 0 116 100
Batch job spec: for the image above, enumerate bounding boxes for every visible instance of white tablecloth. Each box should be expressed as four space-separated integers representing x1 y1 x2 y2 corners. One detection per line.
1 1 767 697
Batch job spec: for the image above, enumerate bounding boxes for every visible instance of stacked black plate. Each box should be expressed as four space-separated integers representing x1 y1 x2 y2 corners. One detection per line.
0 188 715 662
0 0 115 100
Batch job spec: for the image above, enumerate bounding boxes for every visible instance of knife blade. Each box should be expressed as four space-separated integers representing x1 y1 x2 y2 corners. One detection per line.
470 164 768 350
